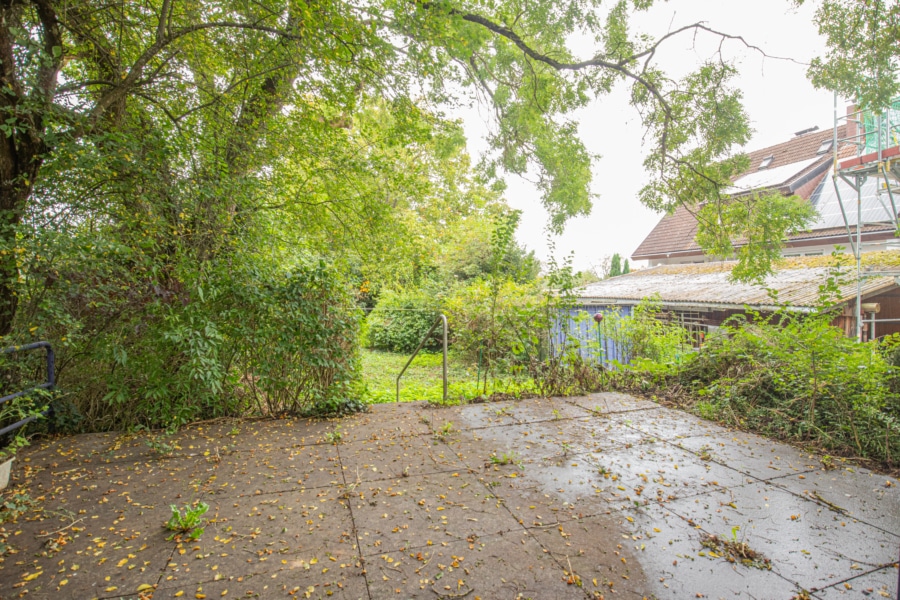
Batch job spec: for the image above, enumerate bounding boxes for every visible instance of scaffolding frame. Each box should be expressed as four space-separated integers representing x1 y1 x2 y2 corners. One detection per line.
831 93 900 341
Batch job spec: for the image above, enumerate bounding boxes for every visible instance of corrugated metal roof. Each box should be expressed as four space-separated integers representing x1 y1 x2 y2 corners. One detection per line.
578 256 897 309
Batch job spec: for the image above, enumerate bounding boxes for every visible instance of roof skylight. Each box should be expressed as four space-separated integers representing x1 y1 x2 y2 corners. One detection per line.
758 155 774 170
816 140 833 154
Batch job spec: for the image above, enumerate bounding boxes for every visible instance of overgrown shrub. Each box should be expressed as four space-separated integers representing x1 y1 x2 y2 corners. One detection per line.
444 280 542 380
676 310 900 464
16 239 360 430
597 295 693 369
367 287 442 353
232 260 361 416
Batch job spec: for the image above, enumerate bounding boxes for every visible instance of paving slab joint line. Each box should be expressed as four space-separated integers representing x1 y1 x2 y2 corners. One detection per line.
334 440 374 600
656 435 817 484
757 471 900 538
809 561 900 597
565 401 663 417
432 427 598 598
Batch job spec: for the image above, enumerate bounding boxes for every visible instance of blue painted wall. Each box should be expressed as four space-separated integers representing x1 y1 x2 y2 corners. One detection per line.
552 304 633 368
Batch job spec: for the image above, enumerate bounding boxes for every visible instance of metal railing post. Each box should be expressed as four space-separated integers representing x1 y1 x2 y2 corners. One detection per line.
441 314 448 404
396 314 449 404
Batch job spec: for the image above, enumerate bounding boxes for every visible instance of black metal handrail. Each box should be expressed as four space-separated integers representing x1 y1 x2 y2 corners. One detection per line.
0 341 55 437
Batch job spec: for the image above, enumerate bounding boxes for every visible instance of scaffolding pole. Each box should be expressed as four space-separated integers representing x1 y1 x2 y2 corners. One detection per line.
830 91 900 342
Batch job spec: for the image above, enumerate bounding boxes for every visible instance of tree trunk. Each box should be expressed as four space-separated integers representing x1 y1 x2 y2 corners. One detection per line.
0 137 42 335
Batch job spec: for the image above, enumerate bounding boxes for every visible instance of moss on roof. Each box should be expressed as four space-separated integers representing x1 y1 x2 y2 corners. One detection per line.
633 251 900 277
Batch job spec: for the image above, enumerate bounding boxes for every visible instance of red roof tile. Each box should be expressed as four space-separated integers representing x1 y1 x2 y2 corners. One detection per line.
632 126 851 261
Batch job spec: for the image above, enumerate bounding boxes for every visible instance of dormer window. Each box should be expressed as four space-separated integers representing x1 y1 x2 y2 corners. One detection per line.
816 140 833 154
758 155 774 170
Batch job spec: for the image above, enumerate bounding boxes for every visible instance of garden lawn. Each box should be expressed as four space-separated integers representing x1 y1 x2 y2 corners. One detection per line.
360 349 536 403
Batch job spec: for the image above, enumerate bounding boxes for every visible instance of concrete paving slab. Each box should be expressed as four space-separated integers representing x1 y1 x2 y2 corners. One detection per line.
20 432 112 461
813 565 899 598
157 564 369 600
627 502 803 599
363 531 577 600
663 481 900 592
588 439 750 511
203 443 342 497
528 511 647 595
674 430 820 482
496 396 590 424
17 432 149 468
602 408 724 442
18 455 212 518
4 392 900 600
339 402 433 443
488 458 613 527
0 503 174 600
445 399 522 428
349 471 514 556
439 422 576 468
567 391 661 414
161 486 356 587
767 466 900 536
181 417 334 454
338 434 463 484
577 412 658 448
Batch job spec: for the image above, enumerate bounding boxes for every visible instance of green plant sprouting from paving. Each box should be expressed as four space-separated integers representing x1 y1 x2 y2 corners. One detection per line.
165 503 210 541
489 451 522 469
435 422 455 438
325 426 343 445
699 526 771 570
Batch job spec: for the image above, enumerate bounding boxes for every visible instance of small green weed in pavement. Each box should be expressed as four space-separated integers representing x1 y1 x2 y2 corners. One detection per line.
166 502 209 541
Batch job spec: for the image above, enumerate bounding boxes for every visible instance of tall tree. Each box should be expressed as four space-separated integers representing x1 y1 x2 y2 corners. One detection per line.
799 0 899 111
609 253 622 278
623 259 630 274
2 0 885 333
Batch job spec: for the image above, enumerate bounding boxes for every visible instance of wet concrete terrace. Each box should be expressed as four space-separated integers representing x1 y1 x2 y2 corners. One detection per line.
1 392 898 599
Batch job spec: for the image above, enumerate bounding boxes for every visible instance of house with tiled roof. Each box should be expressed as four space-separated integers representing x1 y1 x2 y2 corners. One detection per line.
632 122 900 265
559 108 900 354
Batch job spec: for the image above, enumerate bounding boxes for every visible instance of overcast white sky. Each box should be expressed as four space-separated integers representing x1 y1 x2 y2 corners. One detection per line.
452 0 838 273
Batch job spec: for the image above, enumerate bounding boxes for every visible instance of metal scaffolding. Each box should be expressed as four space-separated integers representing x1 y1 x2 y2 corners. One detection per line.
831 94 900 341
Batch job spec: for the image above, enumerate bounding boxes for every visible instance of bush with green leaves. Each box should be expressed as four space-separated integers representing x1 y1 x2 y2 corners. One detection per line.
597 294 693 371
226 259 361 417
366 287 443 354
444 279 542 380
676 310 900 464
20 241 361 429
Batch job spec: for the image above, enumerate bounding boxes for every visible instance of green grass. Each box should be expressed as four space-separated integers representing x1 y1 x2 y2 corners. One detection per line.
359 349 537 404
